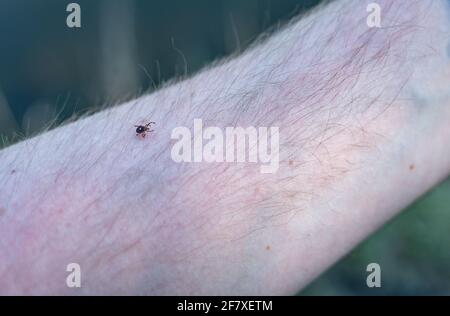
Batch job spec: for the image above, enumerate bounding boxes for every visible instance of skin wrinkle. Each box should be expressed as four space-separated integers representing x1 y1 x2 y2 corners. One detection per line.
0 0 449 294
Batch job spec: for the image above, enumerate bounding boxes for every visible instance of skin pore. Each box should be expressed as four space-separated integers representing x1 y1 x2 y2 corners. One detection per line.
0 0 450 294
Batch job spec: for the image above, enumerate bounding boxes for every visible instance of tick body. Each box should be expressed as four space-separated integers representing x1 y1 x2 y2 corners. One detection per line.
135 122 155 138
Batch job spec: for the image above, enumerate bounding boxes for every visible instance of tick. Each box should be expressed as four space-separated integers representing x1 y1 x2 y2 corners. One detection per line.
135 122 155 138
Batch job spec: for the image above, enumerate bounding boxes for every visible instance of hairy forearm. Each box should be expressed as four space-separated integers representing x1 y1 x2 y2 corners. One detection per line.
1 0 450 295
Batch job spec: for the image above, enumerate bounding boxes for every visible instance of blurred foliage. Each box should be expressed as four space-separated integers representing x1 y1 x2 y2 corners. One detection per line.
0 0 449 295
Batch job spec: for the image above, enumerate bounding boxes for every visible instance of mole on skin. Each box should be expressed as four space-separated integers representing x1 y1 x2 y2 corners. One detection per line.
409 164 415 171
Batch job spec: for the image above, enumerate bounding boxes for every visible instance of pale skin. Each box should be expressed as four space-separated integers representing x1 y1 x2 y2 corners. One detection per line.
0 0 450 295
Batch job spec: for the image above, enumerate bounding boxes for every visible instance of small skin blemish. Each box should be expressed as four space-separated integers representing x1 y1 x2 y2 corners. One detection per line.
0 207 6 217
288 160 294 166
409 164 415 171
266 245 271 251
284 190 298 199
10 169 16 174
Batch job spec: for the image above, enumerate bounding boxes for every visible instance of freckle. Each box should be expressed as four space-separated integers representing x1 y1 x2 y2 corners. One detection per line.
266 245 271 251
409 164 415 171
10 169 16 174
288 160 294 166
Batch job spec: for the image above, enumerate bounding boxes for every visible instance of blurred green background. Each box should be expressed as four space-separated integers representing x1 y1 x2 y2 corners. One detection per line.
0 0 449 295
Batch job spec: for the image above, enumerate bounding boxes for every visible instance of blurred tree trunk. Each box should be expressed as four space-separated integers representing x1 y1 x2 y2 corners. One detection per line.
99 0 139 102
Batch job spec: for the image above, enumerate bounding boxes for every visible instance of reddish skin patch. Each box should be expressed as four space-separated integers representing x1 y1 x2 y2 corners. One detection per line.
409 164 415 171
